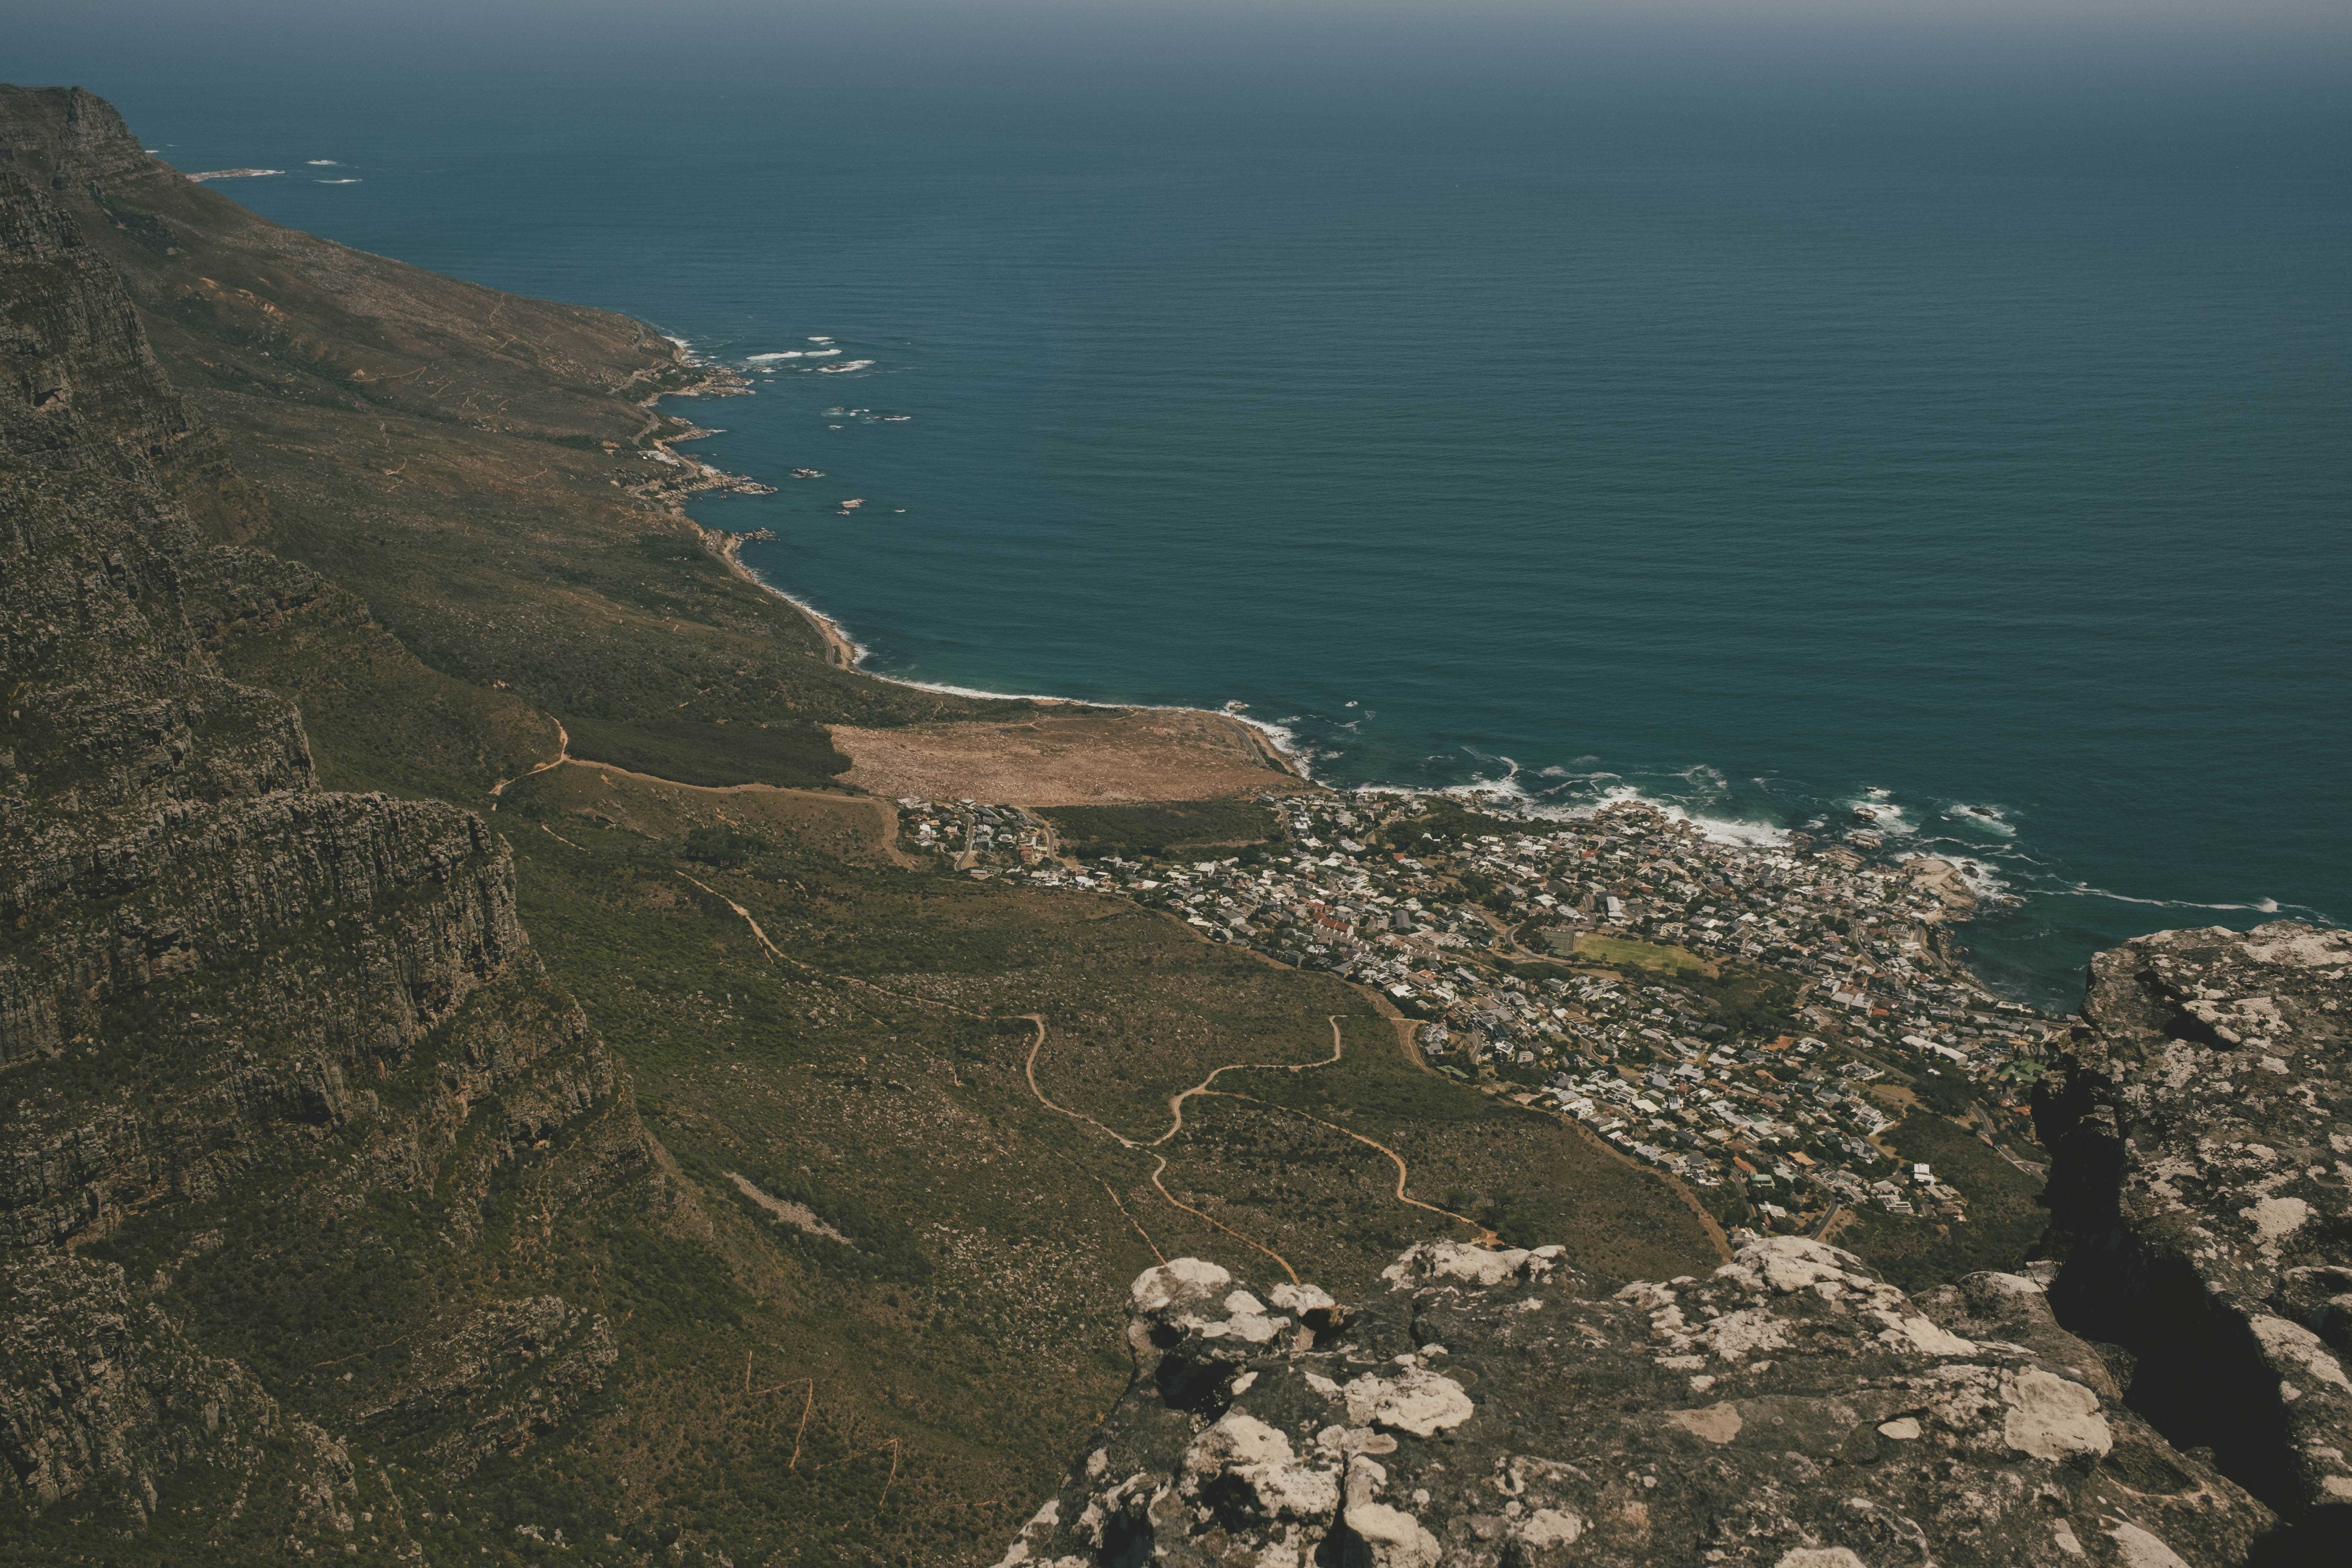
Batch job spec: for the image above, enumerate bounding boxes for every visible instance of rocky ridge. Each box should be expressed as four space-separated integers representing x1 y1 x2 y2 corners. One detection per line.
1000 1238 2273 1566
2035 921 2352 1553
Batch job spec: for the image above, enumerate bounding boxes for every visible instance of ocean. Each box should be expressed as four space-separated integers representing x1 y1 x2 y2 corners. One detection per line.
71 41 2351 1009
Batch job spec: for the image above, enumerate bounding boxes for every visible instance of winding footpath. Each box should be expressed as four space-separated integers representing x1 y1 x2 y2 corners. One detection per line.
1022 1014 1347 1151
672 873 1512 1271
674 873 993 1019
1205 1090 1495 1243
663 827 1718 1272
488 715 570 797
1020 1014 1499 1274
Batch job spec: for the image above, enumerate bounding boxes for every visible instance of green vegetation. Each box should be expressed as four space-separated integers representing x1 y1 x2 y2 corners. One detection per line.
682 825 773 867
1667 959 1804 1038
1838 1112 2049 1293
211 584 555 801
1571 934 1713 975
1500 958 1588 986
1453 869 1506 909
504 762 1720 1344
1913 1067 1981 1118
569 715 850 789
1039 799 1278 858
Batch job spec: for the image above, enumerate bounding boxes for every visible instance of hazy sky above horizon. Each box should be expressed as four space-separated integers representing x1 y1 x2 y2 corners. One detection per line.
17 0 2346 196
13 0 2352 82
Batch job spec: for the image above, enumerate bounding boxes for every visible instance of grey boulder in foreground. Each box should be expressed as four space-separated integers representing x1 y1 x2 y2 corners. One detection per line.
998 1236 2271 1567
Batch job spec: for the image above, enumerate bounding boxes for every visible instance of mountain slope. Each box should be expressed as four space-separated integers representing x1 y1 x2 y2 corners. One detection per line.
0 145 661 1562
2 84 1750 1567
0 83 1046 800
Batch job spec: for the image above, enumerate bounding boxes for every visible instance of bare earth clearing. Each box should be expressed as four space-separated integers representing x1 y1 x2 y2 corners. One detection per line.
828 707 1315 805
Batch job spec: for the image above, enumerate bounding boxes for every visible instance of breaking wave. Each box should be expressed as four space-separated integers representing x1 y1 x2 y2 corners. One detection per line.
1945 802 2017 837
2048 885 2298 915
1846 795 1915 835
1901 847 2014 903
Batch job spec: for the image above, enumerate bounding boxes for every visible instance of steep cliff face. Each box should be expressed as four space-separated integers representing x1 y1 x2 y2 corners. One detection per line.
2035 921 2352 1555
2 120 652 1561
16 87 159 193
1002 1239 2273 1568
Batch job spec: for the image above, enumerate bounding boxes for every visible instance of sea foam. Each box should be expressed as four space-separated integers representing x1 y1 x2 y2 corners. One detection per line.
2050 884 2295 915
1945 802 2017 837
1847 795 1914 835
1902 847 2014 902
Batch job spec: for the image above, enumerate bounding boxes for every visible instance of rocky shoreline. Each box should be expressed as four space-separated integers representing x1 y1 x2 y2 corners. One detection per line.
646 367 1313 784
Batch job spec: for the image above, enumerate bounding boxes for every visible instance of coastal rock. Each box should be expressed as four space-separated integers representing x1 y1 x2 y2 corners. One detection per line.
1000 1236 2273 1566
1902 856 1979 921
2035 920 2352 1554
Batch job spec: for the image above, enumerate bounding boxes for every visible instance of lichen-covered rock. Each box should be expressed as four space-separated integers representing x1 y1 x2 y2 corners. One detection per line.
1000 1239 2274 1566
2035 920 2352 1552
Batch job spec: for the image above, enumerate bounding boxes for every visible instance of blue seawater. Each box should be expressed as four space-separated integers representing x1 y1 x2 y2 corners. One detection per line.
81 58 2351 1009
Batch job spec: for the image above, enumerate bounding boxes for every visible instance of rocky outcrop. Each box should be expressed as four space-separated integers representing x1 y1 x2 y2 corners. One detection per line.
2035 921 2352 1554
1002 1237 2273 1567
9 87 164 196
354 1295 620 1482
0 1250 366 1533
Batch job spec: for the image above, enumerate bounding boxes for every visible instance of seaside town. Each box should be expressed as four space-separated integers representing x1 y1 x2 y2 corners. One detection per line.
894 788 2062 1237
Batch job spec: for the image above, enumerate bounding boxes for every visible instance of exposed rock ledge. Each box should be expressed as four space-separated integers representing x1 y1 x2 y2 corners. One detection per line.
2036 920 2352 1555
999 1238 2272 1567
